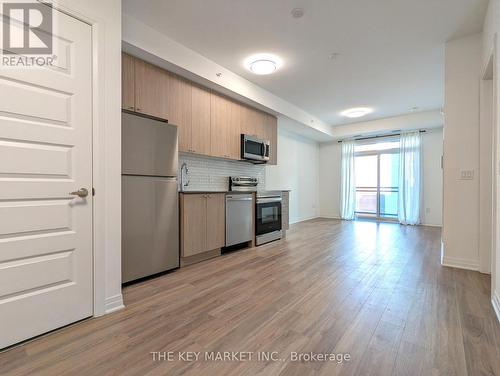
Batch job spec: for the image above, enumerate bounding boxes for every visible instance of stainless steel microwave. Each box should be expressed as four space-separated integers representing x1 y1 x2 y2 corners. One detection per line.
241 134 270 163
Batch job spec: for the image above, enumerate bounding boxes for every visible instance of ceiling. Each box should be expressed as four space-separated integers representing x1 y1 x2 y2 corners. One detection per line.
122 0 488 126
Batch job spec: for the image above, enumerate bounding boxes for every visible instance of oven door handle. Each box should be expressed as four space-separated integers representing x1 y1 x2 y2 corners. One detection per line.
257 197 282 204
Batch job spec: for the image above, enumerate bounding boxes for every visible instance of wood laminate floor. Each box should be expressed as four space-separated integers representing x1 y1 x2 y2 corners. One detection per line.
1 219 500 376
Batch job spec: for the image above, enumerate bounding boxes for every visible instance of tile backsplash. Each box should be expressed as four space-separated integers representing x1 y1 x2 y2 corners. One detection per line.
178 153 266 191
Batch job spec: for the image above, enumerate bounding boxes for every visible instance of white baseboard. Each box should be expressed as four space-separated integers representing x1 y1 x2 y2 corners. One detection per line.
420 223 442 228
492 291 500 323
104 293 125 314
441 255 479 271
318 215 341 220
290 215 321 225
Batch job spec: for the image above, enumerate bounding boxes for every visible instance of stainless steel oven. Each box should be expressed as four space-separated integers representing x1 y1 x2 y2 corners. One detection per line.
241 134 270 163
256 191 282 245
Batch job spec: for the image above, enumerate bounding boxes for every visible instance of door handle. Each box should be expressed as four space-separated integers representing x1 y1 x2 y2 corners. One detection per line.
70 188 89 198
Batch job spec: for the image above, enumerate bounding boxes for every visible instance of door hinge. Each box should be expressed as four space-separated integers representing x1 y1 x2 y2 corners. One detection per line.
92 187 95 196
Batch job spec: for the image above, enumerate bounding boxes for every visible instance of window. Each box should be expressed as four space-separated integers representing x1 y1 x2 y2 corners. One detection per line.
354 138 400 219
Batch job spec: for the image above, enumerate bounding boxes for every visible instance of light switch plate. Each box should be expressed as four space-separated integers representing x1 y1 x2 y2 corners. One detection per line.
460 170 474 180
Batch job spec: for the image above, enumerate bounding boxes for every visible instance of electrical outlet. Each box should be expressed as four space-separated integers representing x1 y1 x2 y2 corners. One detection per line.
460 170 474 180
425 208 431 214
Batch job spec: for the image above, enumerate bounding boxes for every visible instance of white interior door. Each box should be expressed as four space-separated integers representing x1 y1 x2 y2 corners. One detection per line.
0 7 93 348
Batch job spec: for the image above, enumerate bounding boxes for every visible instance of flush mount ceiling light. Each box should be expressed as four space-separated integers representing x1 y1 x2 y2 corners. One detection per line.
244 54 283 75
340 107 373 118
291 8 305 18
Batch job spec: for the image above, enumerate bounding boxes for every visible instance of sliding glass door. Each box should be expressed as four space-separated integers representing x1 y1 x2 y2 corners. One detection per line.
379 153 399 218
354 140 399 219
355 154 378 216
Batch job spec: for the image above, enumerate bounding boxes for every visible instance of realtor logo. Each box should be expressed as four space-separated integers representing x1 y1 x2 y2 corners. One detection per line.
2 2 53 54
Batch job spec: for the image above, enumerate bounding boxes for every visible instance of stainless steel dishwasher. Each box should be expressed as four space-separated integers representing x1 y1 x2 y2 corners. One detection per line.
225 194 254 246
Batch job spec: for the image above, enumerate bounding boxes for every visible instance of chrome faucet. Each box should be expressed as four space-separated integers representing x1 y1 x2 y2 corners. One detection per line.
180 162 190 191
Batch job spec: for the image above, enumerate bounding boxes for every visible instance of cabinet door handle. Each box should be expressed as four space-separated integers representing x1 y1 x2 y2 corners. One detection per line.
136 108 142 112
128 106 134 110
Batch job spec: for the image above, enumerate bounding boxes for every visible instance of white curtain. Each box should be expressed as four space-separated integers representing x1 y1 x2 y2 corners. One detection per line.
340 139 356 220
398 131 422 225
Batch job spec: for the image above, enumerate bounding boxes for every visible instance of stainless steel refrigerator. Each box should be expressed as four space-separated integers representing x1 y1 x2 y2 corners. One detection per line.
122 112 179 283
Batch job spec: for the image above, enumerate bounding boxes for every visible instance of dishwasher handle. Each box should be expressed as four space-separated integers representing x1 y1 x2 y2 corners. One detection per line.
226 195 253 201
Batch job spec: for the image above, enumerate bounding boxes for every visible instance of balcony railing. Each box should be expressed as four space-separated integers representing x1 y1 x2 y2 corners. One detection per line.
355 187 398 218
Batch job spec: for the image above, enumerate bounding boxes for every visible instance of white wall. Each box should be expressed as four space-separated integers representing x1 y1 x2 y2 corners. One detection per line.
266 126 320 223
481 0 500 318
318 129 443 225
318 142 342 219
56 0 123 314
422 129 444 226
442 33 482 270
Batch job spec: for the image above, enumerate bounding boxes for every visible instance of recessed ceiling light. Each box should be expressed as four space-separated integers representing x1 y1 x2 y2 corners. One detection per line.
244 54 283 75
340 107 373 118
291 8 305 18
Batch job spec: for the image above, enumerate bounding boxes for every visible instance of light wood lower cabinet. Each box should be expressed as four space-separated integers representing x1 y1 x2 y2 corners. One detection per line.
180 193 225 260
180 194 207 257
206 193 225 250
282 191 290 237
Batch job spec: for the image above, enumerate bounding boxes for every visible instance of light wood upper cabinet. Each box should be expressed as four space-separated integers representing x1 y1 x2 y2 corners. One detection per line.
240 106 267 140
210 93 232 159
228 99 242 160
191 85 211 155
134 59 169 120
206 194 226 250
122 53 135 111
181 194 207 257
122 54 279 163
252 110 266 140
168 74 192 152
240 105 256 137
180 193 226 258
264 114 278 165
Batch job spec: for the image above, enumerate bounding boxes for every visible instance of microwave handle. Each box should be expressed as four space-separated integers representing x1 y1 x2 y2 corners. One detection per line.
261 143 266 157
